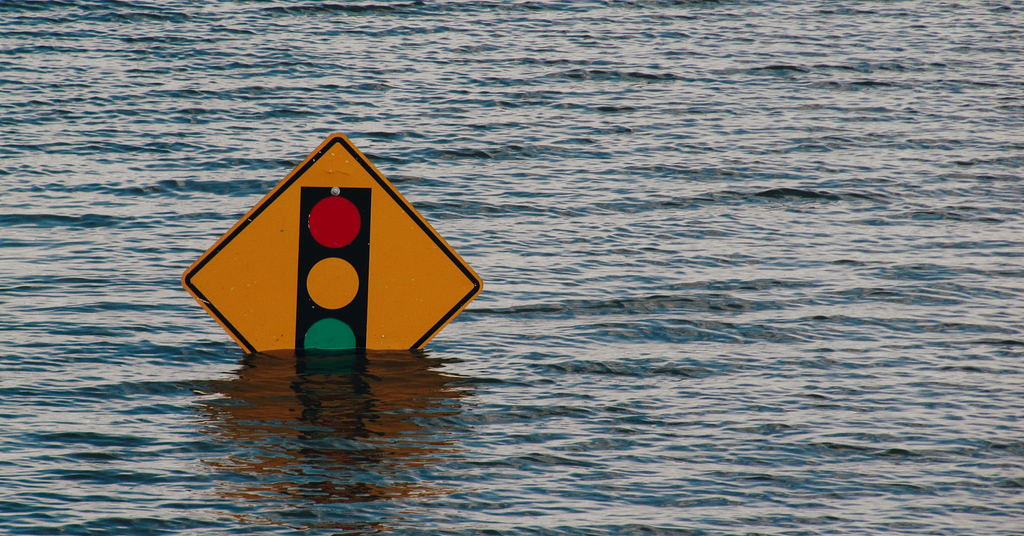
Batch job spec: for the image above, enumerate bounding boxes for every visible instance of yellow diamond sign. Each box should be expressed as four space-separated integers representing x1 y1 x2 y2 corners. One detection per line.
182 134 483 353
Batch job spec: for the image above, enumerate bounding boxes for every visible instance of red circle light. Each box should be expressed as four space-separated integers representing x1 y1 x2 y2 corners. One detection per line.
308 196 361 248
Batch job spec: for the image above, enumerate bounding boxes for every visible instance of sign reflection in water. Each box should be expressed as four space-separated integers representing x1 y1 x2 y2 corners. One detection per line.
195 351 470 509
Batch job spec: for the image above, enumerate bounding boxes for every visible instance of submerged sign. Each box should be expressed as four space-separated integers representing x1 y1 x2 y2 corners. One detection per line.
182 134 483 353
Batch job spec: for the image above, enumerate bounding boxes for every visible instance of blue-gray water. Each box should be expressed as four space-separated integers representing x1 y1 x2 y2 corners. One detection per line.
2 1 1023 534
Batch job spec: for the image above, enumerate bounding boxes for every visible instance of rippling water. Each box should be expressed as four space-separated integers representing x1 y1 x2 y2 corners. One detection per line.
3 1 1023 534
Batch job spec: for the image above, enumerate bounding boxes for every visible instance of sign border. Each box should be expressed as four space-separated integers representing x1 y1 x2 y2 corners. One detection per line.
182 133 483 353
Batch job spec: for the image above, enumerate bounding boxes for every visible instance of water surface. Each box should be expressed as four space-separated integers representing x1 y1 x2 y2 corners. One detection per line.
2 1 1023 534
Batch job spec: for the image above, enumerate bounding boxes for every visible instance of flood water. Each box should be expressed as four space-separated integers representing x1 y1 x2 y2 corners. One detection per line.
2 1 1023 534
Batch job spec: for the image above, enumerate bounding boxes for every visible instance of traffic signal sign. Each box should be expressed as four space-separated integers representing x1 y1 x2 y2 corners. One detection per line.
182 133 482 353
296 187 371 353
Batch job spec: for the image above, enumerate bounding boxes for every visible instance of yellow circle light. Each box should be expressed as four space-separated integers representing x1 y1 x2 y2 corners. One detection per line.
306 257 359 310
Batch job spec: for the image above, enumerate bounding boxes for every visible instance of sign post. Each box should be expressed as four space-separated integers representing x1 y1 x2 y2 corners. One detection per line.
182 134 482 353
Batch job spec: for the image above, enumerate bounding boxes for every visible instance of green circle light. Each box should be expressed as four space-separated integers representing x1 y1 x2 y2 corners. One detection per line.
304 318 356 352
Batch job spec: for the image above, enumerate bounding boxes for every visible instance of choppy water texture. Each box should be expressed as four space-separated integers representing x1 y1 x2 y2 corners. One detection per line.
2 0 1024 534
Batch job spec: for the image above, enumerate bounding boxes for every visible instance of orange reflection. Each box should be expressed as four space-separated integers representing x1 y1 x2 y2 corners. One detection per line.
196 350 469 508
